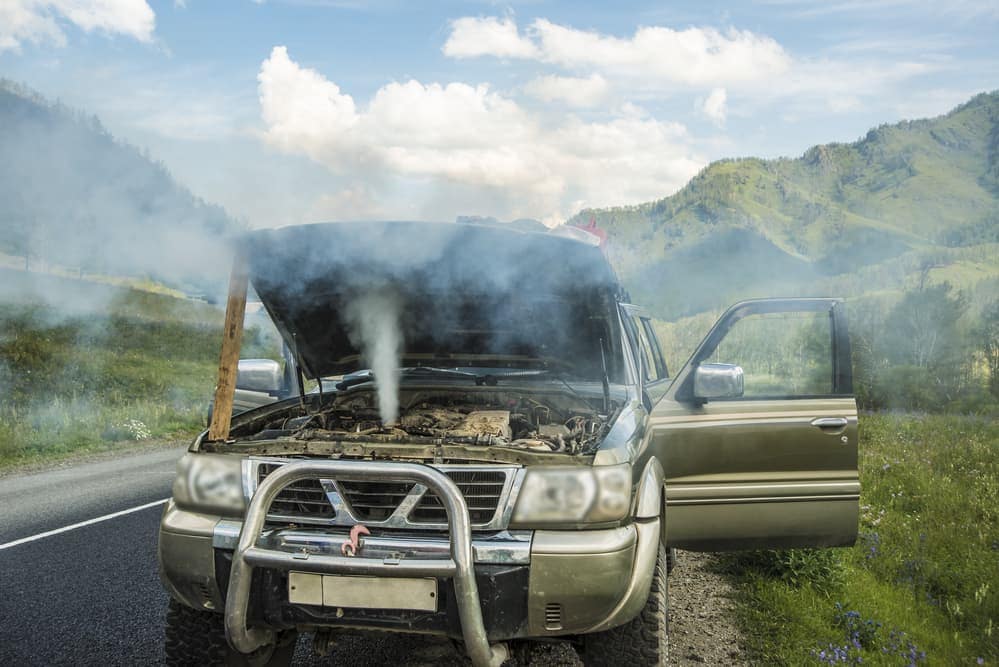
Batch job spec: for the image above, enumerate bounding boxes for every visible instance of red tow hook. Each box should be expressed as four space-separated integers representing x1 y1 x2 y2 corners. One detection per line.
341 524 370 557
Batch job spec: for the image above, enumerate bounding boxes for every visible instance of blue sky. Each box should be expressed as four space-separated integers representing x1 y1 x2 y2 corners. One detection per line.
1 1 997 227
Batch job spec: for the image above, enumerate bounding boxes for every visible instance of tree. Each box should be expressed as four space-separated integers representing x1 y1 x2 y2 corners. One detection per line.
980 300 999 398
880 284 970 407
883 283 967 369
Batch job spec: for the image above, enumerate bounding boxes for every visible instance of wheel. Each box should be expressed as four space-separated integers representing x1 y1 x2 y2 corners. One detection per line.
165 598 296 666
581 543 669 666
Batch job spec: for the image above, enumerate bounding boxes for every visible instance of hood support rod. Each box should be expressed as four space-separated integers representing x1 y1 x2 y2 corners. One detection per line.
207 253 248 441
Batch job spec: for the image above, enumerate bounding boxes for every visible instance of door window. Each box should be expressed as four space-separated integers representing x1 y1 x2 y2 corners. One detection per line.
700 309 835 398
626 314 665 383
635 320 658 382
640 318 669 380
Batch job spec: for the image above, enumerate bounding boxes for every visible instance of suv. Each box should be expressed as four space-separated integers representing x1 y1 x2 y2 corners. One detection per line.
159 221 858 666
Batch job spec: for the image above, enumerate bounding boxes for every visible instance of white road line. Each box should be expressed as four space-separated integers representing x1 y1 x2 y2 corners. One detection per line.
0 498 169 551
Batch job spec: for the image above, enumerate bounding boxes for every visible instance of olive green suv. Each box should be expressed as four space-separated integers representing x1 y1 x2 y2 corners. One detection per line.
159 221 858 666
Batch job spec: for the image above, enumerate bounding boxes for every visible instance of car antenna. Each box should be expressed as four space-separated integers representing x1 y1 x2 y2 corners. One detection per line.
599 337 611 415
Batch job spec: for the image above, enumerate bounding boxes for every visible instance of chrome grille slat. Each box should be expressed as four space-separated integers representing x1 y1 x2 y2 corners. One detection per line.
410 471 507 524
258 464 335 523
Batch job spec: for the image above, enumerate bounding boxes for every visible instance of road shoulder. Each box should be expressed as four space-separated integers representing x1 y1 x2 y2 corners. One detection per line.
0 437 190 479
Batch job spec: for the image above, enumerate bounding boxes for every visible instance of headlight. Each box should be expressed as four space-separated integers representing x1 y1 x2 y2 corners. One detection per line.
172 453 246 516
511 463 631 526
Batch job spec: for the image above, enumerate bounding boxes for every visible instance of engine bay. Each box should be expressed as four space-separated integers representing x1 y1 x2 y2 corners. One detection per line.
234 388 613 455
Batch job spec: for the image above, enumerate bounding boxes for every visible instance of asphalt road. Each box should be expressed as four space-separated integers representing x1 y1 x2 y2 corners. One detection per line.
0 447 181 666
0 447 582 667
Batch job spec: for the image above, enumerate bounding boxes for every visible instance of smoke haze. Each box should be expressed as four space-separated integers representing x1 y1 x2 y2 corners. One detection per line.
0 80 236 301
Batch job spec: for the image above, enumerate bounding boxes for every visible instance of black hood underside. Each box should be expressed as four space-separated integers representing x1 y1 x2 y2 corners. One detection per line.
243 221 623 379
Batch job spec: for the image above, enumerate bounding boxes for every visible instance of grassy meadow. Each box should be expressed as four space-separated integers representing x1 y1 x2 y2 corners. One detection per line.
0 281 275 468
725 414 998 665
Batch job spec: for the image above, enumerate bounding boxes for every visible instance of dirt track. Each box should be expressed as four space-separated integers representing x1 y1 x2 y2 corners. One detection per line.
668 552 748 666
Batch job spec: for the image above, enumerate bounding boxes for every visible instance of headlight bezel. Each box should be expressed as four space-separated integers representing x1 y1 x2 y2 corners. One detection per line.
509 462 632 528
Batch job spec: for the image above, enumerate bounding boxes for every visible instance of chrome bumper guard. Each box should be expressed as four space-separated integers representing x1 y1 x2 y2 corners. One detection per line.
224 460 509 667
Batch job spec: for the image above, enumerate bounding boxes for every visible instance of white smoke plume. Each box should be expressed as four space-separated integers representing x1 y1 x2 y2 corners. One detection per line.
343 290 402 425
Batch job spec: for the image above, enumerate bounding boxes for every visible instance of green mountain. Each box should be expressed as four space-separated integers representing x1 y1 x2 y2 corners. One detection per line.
573 91 999 319
0 80 239 292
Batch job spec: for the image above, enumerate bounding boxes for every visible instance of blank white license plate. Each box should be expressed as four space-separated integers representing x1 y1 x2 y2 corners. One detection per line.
288 572 438 612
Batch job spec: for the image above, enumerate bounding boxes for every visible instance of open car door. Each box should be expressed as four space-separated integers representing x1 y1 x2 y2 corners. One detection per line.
650 298 859 551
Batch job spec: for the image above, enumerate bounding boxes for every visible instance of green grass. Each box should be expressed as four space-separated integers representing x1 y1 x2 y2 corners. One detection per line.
725 414 998 665
0 288 277 468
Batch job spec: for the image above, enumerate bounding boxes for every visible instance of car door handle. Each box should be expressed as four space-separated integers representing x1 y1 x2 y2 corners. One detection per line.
811 417 848 430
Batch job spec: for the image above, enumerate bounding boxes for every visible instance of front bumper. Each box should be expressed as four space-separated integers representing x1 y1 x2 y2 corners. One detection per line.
159 461 659 665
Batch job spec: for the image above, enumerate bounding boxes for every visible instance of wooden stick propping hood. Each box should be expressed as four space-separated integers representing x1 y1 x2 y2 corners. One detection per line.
207 253 248 441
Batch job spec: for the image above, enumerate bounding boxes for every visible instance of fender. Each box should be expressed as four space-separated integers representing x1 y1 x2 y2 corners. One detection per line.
633 458 664 520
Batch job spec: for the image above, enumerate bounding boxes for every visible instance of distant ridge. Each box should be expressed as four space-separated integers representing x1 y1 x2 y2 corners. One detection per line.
573 91 999 317
0 79 240 294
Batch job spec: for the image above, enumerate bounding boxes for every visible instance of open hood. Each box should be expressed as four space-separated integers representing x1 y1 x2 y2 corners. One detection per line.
243 221 622 379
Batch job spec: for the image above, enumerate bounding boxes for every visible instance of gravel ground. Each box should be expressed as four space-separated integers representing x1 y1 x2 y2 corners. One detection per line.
668 552 749 666
292 551 748 666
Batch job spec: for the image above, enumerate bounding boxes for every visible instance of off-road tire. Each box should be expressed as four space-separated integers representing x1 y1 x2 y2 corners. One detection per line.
581 543 669 666
666 546 678 574
165 598 295 666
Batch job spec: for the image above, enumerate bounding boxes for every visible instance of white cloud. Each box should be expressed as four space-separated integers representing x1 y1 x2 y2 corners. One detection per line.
445 16 945 118
446 17 791 87
0 0 155 53
0 3 65 51
702 87 727 125
258 45 359 159
532 20 792 87
257 46 704 222
524 73 609 108
442 16 538 60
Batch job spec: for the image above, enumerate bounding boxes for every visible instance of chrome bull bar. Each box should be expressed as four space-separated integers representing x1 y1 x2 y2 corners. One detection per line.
224 460 509 667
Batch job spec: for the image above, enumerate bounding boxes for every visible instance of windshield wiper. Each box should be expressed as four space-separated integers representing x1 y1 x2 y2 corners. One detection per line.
400 366 480 380
341 367 592 390
403 367 583 387
485 368 596 401
338 367 481 389
335 369 374 391
337 367 505 390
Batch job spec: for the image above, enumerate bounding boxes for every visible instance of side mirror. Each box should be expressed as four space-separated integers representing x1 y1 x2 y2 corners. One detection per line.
693 363 744 400
236 359 284 394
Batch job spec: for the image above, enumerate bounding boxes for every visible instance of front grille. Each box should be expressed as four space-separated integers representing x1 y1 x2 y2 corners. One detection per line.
336 480 414 522
410 470 506 524
337 471 506 525
258 463 335 521
251 460 514 529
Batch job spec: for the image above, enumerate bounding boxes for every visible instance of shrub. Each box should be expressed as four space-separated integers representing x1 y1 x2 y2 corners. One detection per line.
725 548 845 596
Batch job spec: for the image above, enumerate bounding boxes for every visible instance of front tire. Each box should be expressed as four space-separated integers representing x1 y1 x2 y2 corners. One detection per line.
581 543 669 666
164 598 296 666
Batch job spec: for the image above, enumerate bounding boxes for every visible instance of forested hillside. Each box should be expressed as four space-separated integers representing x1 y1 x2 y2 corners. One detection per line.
0 80 238 294
575 91 999 413
574 91 999 318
